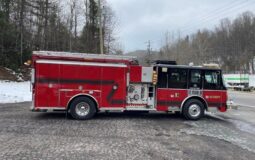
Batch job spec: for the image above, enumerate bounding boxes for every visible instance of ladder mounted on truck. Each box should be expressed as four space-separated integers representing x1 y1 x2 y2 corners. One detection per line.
33 51 138 65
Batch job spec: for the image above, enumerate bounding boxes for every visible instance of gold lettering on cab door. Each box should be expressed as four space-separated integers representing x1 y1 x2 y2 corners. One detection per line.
205 96 221 99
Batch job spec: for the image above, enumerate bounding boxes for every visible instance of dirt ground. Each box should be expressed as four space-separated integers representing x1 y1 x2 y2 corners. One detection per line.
0 66 31 81
0 102 255 160
0 67 17 81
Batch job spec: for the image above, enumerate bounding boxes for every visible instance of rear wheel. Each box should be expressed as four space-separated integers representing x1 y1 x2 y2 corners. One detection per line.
183 99 205 120
69 97 96 120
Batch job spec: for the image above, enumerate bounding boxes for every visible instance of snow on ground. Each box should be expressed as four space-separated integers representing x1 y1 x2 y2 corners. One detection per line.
0 81 32 103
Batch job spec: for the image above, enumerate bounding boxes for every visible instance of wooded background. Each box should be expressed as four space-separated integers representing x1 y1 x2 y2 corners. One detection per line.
159 12 255 74
1 1 255 74
0 0 121 71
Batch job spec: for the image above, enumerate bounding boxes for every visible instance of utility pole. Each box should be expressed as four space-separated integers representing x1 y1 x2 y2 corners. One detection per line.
177 30 181 63
98 0 104 54
20 0 25 66
145 40 152 66
147 40 151 55
20 26 23 65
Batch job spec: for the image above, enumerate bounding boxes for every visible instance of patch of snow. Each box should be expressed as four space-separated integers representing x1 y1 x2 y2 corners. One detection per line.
0 81 32 103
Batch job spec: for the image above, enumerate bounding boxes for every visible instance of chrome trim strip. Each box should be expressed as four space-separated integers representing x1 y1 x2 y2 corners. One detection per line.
168 106 181 112
157 88 226 92
36 59 127 68
99 107 124 111
34 107 65 110
157 88 188 90
126 108 156 111
31 93 35 110
59 89 101 92
31 68 35 84
202 89 227 92
67 93 99 110
126 72 130 86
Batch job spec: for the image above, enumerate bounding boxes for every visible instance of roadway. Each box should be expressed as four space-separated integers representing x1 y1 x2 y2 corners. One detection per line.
228 91 255 108
1 102 255 159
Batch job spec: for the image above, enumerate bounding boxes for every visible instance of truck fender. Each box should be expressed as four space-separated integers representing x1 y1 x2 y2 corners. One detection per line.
180 96 208 113
67 94 99 111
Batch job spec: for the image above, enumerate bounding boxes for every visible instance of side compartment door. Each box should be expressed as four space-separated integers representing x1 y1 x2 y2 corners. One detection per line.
100 66 127 109
35 62 60 108
156 67 188 111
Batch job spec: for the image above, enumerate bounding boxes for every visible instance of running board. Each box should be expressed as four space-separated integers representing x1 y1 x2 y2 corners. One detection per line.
125 107 156 111
99 107 156 112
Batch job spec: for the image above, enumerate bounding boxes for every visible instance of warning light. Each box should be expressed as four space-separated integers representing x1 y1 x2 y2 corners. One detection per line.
152 71 158 85
24 60 32 66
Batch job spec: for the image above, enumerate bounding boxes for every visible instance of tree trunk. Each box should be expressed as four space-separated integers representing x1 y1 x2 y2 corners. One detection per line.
44 0 49 50
19 0 25 65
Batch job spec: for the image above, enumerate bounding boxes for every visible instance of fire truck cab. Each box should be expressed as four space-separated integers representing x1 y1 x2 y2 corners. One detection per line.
31 51 228 120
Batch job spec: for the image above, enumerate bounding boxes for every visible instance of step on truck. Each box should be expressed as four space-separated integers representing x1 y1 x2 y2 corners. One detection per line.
29 51 228 120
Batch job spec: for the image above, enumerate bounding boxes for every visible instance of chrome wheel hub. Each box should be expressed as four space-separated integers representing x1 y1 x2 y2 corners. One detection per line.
75 102 90 117
188 104 201 117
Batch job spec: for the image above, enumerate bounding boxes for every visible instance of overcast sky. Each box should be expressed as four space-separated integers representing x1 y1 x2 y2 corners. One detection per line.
107 0 255 52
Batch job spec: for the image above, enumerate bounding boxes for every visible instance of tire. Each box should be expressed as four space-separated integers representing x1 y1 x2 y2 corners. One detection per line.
182 99 205 120
69 97 96 120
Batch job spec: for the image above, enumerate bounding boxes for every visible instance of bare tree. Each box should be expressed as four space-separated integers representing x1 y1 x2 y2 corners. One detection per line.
160 11 255 73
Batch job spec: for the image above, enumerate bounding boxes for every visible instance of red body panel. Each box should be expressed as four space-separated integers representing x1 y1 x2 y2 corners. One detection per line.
156 88 227 112
58 64 103 108
203 90 227 112
130 66 142 83
203 90 223 107
35 63 60 107
156 89 188 111
34 62 127 109
100 67 127 108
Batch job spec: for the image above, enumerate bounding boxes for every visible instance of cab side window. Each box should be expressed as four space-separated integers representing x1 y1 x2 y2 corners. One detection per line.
168 68 187 89
189 70 202 89
157 67 188 89
204 70 220 90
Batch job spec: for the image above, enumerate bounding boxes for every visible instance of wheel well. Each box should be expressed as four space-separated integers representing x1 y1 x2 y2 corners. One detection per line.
181 97 208 112
67 95 99 112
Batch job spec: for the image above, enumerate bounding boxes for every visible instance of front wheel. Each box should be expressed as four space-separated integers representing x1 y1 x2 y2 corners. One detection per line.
69 97 96 120
182 99 205 120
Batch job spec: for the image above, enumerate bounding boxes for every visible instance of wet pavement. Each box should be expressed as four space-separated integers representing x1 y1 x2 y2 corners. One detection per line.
228 91 255 108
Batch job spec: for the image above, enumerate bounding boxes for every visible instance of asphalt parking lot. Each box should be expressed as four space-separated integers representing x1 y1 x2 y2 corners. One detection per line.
0 102 255 160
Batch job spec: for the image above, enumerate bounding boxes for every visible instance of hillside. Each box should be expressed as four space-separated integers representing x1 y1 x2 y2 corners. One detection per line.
126 50 160 65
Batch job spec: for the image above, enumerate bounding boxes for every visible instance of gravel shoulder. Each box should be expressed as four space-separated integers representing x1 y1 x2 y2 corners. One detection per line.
0 102 255 160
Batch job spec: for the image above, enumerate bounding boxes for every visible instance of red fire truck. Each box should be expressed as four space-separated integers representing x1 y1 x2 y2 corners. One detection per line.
30 51 228 120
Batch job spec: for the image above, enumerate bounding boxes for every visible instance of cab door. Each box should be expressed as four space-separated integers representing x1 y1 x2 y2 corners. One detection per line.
202 70 224 111
188 69 203 96
156 67 188 111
